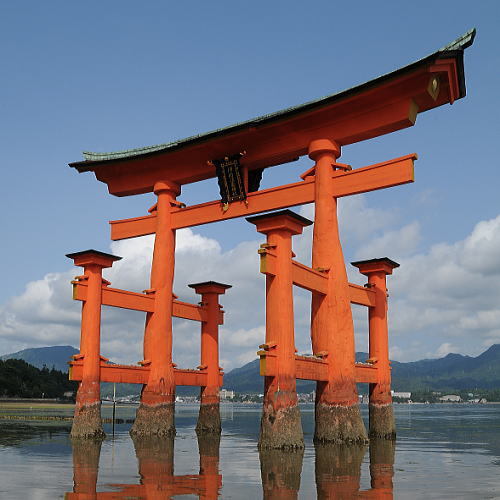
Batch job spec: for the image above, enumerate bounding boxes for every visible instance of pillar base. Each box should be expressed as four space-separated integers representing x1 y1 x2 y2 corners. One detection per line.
71 402 105 439
258 403 304 450
314 403 368 445
196 403 221 434
130 402 176 437
369 402 396 440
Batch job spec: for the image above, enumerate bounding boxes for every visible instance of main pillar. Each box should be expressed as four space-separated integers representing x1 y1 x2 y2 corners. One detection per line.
131 180 180 437
248 210 311 449
309 139 367 444
189 281 231 434
67 250 121 439
352 258 399 439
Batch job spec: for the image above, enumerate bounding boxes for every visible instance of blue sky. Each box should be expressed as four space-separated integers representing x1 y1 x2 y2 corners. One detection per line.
0 1 498 368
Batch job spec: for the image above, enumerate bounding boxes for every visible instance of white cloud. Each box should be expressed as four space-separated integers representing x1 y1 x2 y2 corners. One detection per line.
387 214 500 360
436 343 458 357
299 194 396 242
354 221 421 261
461 216 500 276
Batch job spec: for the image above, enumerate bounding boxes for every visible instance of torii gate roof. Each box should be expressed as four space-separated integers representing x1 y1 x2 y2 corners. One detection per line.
70 29 475 197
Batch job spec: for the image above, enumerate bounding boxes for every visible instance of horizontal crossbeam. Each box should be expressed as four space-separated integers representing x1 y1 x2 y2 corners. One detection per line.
354 363 379 383
291 260 329 295
69 360 223 386
259 251 376 307
348 283 377 307
110 154 416 240
259 352 379 383
72 282 222 323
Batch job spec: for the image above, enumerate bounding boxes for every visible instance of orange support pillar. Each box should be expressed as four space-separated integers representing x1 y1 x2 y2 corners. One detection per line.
67 249 121 439
309 139 367 444
131 180 180 437
248 210 311 449
352 258 399 439
189 281 231 434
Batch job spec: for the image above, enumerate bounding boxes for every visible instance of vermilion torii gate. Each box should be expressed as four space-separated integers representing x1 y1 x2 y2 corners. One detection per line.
67 30 474 443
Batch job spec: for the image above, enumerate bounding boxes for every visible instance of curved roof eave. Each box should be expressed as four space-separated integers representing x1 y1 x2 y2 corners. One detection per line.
71 29 475 172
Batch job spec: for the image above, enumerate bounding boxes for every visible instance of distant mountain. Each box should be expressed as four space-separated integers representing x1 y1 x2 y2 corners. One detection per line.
223 346 500 393
0 346 78 373
391 344 500 391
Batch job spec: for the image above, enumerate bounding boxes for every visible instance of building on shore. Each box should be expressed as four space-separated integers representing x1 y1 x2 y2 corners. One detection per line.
392 391 411 400
221 389 234 400
439 395 461 402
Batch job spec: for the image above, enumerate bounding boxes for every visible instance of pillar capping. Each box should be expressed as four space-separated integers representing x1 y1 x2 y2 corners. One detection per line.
351 257 400 276
247 209 312 236
66 249 122 268
153 180 181 196
308 138 341 161
188 281 232 295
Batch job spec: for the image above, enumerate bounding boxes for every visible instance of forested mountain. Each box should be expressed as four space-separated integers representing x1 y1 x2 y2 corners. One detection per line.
391 344 500 391
0 345 78 372
0 359 77 398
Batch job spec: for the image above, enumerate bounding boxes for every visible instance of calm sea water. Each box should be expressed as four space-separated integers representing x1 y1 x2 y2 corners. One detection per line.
0 403 499 499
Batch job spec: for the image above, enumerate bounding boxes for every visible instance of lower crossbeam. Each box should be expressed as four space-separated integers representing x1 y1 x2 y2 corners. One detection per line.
69 361 223 386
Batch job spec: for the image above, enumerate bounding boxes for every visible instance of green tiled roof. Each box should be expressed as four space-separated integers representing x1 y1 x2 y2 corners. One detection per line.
79 29 475 165
440 28 475 51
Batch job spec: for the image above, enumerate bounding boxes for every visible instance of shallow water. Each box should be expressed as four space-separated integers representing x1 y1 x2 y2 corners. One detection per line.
0 403 499 498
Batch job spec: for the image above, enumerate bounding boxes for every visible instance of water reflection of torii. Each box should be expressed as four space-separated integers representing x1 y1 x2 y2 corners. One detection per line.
260 440 395 499
66 435 221 499
66 437 394 498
